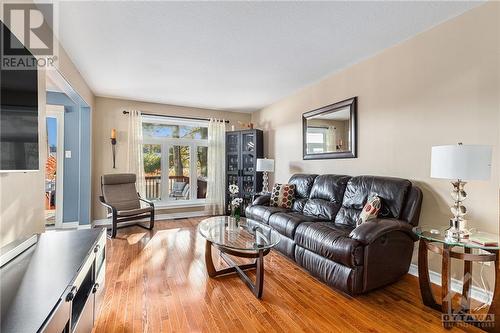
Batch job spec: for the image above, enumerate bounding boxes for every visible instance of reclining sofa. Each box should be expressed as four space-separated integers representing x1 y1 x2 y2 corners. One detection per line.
245 174 422 296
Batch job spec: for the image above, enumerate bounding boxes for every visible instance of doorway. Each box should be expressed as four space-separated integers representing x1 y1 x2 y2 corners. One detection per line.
45 105 64 228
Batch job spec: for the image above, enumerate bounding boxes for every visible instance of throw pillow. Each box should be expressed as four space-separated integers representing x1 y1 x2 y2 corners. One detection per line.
357 195 381 226
270 183 295 209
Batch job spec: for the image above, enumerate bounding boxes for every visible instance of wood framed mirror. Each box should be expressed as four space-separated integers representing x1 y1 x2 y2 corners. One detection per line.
303 97 357 160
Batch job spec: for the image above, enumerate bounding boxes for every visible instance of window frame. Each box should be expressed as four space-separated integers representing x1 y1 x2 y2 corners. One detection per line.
141 115 209 207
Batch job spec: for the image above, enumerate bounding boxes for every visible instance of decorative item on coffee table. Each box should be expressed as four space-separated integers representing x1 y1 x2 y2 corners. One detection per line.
228 184 242 222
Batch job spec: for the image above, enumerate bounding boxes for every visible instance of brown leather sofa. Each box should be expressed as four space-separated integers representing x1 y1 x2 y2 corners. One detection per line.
245 174 422 296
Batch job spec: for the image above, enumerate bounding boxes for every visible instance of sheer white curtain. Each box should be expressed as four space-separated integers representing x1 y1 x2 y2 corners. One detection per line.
126 110 146 197
326 126 337 151
206 119 226 215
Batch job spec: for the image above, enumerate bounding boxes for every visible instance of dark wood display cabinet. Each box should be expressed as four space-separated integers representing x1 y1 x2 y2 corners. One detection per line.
226 129 264 215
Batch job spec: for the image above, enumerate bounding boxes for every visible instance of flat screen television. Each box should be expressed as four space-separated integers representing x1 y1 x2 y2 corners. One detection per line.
0 21 39 171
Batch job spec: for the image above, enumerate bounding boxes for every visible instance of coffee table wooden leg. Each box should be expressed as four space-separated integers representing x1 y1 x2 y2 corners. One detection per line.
204 241 268 299
486 250 500 333
205 240 217 277
461 247 472 313
442 244 453 329
418 239 440 310
254 250 264 298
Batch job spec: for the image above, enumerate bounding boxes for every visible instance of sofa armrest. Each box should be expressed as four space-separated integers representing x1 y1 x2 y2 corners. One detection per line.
252 194 271 206
349 218 417 245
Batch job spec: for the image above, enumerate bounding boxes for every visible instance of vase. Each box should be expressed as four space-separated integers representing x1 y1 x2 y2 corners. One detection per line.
231 205 241 222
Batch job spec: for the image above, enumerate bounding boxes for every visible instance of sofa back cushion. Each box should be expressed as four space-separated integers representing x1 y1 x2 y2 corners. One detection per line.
302 175 351 220
335 176 411 227
288 174 318 212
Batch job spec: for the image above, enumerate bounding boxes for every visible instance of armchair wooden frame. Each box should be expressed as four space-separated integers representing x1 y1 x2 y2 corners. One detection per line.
99 192 155 238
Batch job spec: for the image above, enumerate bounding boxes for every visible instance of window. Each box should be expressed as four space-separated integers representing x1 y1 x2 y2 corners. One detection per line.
142 116 208 205
306 127 328 153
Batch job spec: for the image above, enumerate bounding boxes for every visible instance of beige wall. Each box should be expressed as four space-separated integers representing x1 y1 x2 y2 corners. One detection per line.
251 2 500 281
0 70 47 247
0 3 95 247
92 96 251 220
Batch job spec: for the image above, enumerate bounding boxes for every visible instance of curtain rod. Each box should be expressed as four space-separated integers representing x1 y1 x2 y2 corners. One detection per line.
122 110 229 123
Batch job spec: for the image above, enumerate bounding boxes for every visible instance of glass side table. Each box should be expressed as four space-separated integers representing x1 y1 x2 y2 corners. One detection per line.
414 226 500 331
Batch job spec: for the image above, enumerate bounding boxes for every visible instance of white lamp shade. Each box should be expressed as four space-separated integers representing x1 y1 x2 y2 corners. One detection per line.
256 158 275 172
431 144 492 180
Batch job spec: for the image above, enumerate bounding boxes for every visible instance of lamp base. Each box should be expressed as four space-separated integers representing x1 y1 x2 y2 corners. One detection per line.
445 218 470 242
446 179 469 241
262 171 269 193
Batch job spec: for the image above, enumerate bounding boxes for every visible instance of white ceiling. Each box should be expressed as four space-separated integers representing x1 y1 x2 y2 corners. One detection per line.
57 1 482 112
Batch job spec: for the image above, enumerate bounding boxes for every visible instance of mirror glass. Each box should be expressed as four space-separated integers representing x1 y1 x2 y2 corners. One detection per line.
303 97 357 159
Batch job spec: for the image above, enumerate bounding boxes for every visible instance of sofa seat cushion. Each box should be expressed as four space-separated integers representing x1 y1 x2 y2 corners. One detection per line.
295 222 363 267
245 205 289 224
268 212 326 239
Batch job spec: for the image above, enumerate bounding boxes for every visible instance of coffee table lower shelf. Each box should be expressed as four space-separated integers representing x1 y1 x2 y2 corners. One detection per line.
205 240 270 299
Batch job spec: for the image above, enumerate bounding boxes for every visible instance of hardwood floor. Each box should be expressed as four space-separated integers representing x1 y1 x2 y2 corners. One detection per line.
94 217 482 333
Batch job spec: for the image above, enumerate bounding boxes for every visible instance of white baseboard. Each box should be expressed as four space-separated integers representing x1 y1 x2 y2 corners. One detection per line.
57 222 91 229
61 221 79 228
92 211 208 227
408 264 492 304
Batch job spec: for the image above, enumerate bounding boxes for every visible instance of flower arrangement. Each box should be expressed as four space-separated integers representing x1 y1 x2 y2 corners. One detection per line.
228 184 242 221
229 184 239 195
231 197 243 207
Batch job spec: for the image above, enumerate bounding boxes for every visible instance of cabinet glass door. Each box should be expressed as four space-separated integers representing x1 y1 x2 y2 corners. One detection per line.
227 133 239 153
241 132 255 152
242 175 255 194
227 154 239 173
242 154 255 173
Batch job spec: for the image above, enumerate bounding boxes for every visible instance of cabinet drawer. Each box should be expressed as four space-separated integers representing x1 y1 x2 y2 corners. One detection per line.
94 230 106 280
40 298 70 333
73 291 94 333
93 265 106 320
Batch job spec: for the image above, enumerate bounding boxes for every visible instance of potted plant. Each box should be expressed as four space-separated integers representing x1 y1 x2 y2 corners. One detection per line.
228 184 243 222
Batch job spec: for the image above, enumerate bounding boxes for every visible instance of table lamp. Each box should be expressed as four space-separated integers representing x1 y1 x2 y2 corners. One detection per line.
256 158 275 193
431 143 492 240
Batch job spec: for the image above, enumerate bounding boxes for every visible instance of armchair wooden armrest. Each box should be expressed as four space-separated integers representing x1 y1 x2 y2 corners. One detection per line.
138 193 155 208
99 195 117 215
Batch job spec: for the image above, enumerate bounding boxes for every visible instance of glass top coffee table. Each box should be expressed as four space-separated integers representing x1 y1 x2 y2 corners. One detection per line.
198 216 279 298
